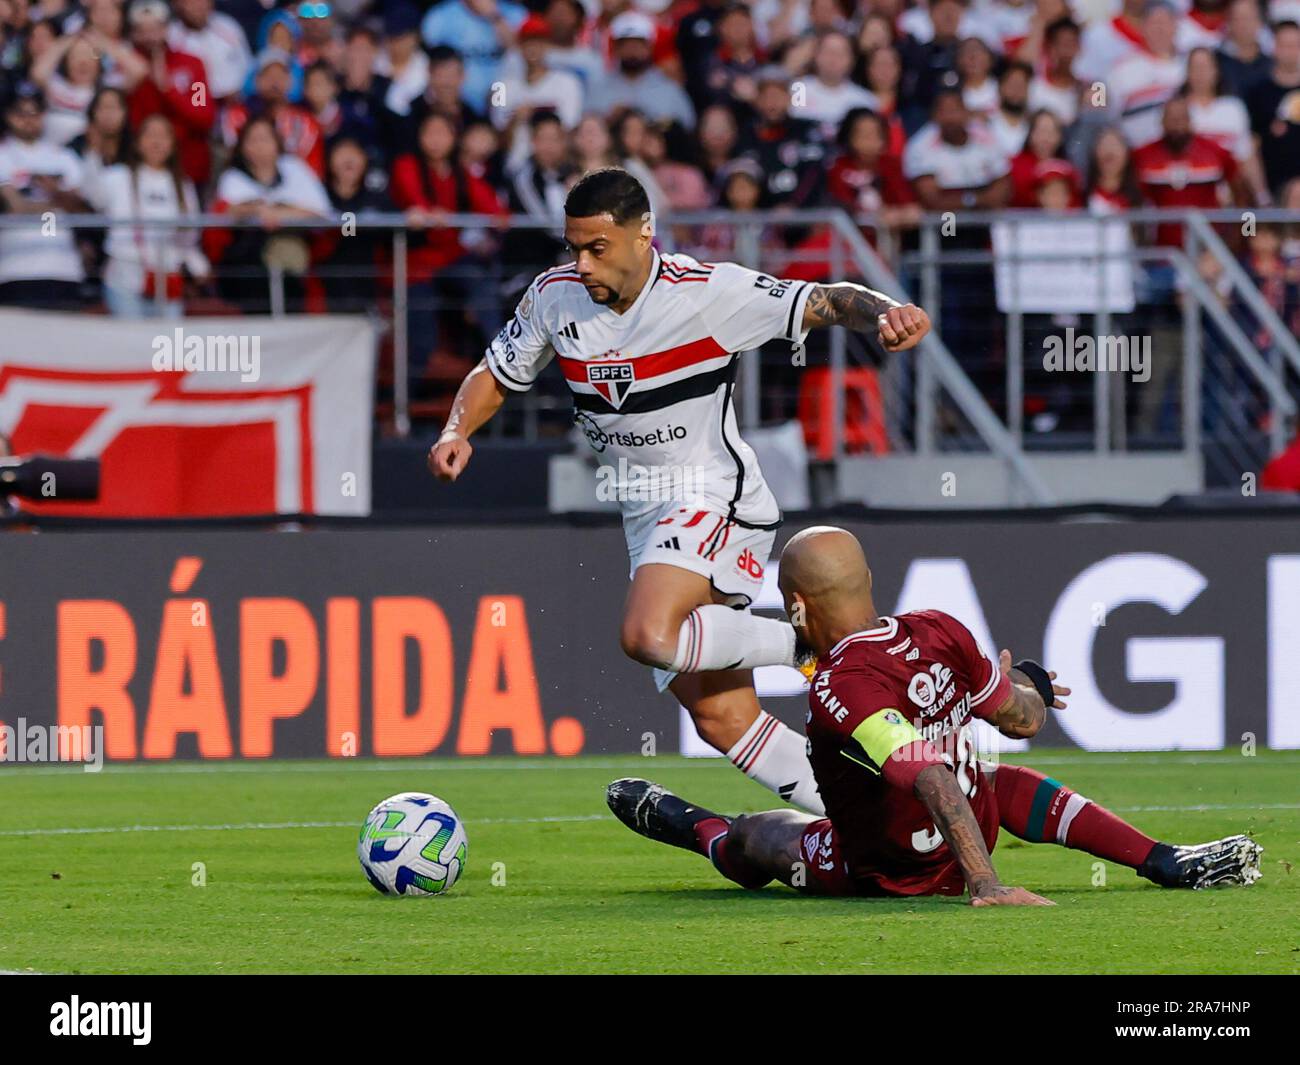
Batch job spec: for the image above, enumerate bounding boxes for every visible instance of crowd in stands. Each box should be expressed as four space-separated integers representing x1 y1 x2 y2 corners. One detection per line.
1 0 1299 420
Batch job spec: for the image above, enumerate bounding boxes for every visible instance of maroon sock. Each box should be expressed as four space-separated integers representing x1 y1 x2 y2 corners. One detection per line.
693 817 771 889
994 763 1157 868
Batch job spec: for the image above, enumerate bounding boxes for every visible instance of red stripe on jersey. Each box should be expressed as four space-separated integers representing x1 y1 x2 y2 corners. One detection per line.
556 335 727 383
539 274 583 290
681 509 710 528
661 276 709 284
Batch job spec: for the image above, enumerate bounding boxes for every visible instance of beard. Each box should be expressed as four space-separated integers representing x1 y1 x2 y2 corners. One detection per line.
619 56 652 75
1001 100 1027 116
585 282 618 304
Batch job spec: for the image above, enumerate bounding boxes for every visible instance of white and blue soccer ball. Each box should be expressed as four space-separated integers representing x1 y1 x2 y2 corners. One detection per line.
357 792 468 897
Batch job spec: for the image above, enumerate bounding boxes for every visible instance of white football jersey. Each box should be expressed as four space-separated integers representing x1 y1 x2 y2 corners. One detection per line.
484 248 815 530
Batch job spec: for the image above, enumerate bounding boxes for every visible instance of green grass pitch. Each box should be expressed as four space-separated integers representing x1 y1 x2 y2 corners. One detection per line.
0 751 1295 974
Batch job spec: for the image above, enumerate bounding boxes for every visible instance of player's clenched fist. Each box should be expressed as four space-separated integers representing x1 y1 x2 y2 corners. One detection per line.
877 303 930 352
429 433 472 482
971 885 1056 907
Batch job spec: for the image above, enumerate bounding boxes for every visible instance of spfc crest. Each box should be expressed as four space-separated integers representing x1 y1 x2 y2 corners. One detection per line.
587 361 635 409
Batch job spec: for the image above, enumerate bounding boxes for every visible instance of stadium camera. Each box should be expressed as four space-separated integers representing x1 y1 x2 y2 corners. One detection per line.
0 454 100 502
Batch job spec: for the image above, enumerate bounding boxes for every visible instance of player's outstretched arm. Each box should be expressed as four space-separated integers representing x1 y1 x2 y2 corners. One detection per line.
427 359 509 482
801 282 931 352
989 649 1070 739
913 764 1054 907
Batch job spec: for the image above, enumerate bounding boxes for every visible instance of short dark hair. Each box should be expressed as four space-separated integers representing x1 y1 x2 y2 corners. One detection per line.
837 107 887 149
529 108 564 132
427 44 463 68
1000 59 1034 82
564 167 650 223
1045 16 1079 42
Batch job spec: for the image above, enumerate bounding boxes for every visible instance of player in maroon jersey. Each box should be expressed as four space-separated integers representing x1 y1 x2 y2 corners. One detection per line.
608 526 1263 903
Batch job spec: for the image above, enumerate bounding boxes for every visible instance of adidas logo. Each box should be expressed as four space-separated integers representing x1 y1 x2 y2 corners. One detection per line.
559 322 580 340
778 782 798 801
655 537 681 550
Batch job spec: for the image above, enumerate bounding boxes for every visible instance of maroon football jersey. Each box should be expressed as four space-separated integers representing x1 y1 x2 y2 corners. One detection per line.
805 610 1012 896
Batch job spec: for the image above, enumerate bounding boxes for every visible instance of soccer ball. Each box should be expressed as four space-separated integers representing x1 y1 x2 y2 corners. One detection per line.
357 792 468 896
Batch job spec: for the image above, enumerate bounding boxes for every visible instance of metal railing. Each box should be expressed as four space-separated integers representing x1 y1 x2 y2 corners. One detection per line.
886 207 1300 488
0 205 1294 495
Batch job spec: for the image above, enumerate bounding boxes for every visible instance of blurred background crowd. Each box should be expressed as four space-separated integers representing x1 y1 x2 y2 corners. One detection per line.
0 0 1298 428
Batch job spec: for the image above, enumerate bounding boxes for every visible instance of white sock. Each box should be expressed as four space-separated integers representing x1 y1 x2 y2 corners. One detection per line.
727 711 825 816
668 605 795 674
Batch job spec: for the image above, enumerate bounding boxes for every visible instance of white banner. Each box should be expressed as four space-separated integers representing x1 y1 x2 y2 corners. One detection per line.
0 311 375 515
993 216 1136 314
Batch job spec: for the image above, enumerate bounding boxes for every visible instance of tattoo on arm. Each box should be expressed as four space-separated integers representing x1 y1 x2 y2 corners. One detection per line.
914 763 999 897
802 282 899 332
993 671 1047 739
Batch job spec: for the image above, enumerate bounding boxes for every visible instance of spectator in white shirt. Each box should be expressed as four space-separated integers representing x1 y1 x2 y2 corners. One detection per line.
168 0 252 101
0 84 89 309
28 31 104 146
903 86 1011 208
1028 17 1085 125
1077 0 1148 85
377 3 430 117
957 36 998 118
210 114 330 312
1184 46 1271 200
987 58 1033 158
74 87 133 210
796 30 880 134
1108 2 1187 148
492 14 584 173
100 113 209 318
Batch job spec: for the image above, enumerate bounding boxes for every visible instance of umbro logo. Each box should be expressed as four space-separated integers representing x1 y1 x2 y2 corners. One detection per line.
559 321 580 340
656 537 681 550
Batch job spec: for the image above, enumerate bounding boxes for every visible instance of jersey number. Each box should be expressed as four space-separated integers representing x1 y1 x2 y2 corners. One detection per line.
911 725 978 854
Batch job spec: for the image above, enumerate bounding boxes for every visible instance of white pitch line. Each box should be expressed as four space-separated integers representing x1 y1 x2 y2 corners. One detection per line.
1 804 1294 840
0 752 1296 778
0 813 609 838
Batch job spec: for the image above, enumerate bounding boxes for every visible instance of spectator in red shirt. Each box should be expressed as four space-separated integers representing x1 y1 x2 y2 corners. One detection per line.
390 111 508 372
1085 125 1143 213
827 107 919 231
1133 94 1250 247
222 49 325 177
1009 108 1078 207
858 44 907 156
125 0 215 187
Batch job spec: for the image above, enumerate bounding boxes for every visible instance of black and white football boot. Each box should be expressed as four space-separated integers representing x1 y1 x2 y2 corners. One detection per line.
605 778 726 853
1137 835 1263 889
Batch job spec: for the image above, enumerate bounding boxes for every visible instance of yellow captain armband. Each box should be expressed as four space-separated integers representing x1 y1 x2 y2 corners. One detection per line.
841 709 922 775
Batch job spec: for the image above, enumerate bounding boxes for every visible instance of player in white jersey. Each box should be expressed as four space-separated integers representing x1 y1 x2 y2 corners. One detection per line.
429 168 930 813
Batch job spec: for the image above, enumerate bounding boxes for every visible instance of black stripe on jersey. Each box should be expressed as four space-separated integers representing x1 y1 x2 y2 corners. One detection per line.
719 360 783 532
662 262 712 277
572 361 731 414
786 281 813 340
486 354 530 390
